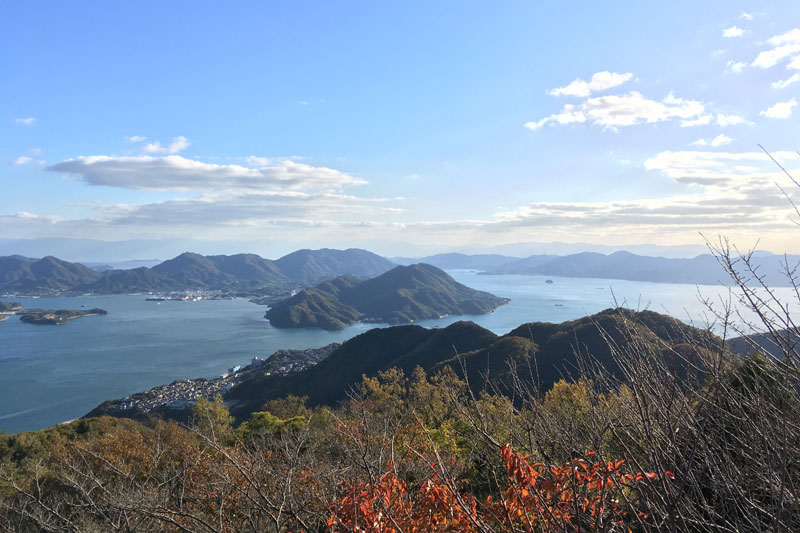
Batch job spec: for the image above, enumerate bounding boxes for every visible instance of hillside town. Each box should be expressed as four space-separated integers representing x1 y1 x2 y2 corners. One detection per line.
103 343 340 415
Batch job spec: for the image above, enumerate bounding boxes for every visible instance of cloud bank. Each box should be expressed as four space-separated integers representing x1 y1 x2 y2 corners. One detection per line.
47 155 367 192
526 91 705 131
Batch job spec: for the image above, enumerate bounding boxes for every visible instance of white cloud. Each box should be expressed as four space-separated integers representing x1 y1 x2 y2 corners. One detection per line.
723 26 744 38
680 114 713 127
297 100 309 106
789 56 800 70
726 60 747 73
772 73 800 88
547 71 633 97
644 150 799 186
769 28 800 46
13 147 800 252
15 117 35 126
488 148 800 246
124 135 147 143
526 91 704 131
760 98 797 118
142 136 191 154
245 156 272 167
691 134 732 147
716 113 746 127
0 187 405 244
752 29 800 68
29 148 43 156
47 155 367 192
740 12 753 20
11 156 33 166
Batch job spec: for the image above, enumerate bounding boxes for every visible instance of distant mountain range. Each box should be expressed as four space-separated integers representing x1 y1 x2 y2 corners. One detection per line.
265 263 509 330
0 249 395 295
3 247 798 295
480 250 800 286
395 250 799 287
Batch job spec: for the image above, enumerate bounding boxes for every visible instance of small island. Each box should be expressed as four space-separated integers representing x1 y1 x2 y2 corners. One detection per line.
17 308 108 325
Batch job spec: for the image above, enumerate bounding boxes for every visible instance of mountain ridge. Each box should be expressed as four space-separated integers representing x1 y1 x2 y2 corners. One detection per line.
224 307 719 419
0 248 395 295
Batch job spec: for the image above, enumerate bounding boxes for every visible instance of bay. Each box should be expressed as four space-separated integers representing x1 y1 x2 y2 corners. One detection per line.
0 271 787 434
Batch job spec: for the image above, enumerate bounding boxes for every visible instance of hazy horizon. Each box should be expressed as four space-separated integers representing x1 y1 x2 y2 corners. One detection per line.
0 237 717 263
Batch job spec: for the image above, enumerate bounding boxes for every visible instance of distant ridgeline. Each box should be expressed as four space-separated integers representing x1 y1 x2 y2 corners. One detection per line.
0 249 395 296
265 263 510 330
3 248 798 296
395 250 800 287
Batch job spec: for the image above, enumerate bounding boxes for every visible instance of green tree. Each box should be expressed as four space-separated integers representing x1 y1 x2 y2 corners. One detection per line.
191 396 234 445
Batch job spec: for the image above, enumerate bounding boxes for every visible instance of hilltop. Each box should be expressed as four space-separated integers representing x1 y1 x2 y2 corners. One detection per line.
0 255 102 293
265 263 509 330
0 248 395 296
227 307 716 419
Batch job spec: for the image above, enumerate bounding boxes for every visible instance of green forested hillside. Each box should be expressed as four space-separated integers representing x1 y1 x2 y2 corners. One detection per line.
265 263 509 330
230 308 715 419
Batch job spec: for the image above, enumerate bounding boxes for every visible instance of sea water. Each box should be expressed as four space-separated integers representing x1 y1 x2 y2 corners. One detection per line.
0 271 791 433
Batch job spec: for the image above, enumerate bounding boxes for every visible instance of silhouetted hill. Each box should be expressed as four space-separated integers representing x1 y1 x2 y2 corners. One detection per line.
227 321 497 413
727 329 797 359
502 308 716 391
228 308 720 420
274 248 395 285
265 264 509 330
0 256 101 293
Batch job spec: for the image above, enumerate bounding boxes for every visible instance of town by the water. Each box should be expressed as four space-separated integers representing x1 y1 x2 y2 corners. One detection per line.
95 343 340 416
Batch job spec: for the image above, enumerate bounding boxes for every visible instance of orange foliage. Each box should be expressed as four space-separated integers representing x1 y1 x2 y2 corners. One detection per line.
327 446 674 532
327 462 480 532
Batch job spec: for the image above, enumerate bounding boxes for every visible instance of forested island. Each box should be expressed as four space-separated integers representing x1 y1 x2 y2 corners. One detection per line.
265 263 509 330
17 308 107 325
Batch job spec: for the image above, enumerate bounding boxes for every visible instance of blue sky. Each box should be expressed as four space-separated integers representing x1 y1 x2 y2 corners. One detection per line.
3 1 800 258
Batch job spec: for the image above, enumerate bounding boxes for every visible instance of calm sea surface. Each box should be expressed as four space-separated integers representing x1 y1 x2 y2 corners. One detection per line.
0 271 789 433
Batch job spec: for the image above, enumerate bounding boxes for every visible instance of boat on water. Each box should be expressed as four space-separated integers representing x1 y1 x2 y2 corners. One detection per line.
145 297 166 301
